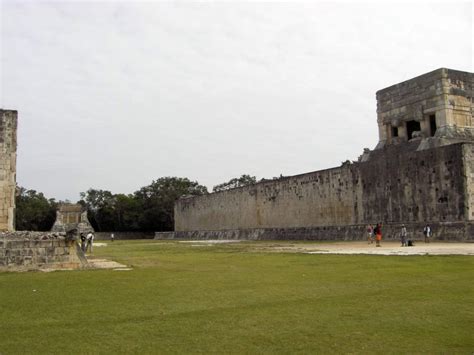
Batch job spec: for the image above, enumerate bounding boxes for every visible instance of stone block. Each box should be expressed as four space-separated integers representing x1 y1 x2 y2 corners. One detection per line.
54 247 68 256
39 240 53 248
36 248 46 256
58 255 72 263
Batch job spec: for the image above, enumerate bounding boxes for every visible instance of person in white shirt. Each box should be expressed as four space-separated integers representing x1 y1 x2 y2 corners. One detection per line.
400 225 407 246
423 225 431 243
86 232 94 253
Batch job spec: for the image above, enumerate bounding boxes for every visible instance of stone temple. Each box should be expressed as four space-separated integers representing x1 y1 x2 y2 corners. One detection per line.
169 68 474 241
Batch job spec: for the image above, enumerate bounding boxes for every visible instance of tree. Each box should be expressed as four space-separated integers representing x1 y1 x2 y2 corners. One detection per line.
79 189 116 231
15 187 58 231
113 193 141 231
80 177 207 232
135 177 208 231
213 174 257 192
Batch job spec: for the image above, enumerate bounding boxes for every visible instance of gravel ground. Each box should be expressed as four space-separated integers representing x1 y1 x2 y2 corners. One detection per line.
178 240 474 256
299 241 474 255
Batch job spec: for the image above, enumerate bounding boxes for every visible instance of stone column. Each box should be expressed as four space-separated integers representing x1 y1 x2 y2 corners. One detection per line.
420 117 431 137
0 110 18 231
398 123 408 141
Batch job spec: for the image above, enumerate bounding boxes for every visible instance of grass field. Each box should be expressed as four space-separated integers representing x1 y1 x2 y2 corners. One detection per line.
1 240 473 354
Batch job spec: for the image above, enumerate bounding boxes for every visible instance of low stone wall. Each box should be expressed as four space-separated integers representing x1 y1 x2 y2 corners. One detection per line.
95 232 155 240
0 232 87 271
154 232 177 240
156 222 474 242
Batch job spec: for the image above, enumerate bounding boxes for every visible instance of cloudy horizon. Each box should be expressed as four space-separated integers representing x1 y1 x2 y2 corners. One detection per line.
1 1 472 201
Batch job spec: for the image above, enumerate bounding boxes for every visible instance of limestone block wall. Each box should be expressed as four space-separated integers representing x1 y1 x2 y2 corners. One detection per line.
463 144 474 221
175 142 472 237
0 110 17 231
0 232 86 271
94 232 154 240
444 70 473 128
176 164 363 231
160 222 474 241
360 142 467 224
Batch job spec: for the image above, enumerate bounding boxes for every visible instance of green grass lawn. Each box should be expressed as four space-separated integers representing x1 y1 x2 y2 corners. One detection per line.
1 240 473 354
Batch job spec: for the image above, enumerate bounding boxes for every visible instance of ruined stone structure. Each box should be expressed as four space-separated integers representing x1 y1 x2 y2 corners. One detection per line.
168 68 474 241
0 232 87 271
51 203 94 235
375 68 473 149
0 110 17 232
0 113 94 271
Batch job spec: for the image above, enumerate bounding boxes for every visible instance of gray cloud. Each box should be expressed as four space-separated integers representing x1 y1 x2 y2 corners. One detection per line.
1 1 472 200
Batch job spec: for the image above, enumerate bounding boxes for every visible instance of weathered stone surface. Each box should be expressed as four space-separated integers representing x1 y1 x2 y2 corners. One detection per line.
376 68 473 147
158 221 474 242
51 203 94 235
94 232 154 240
175 143 473 234
0 110 17 231
0 232 87 271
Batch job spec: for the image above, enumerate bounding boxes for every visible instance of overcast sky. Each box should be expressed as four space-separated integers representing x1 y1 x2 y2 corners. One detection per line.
1 1 472 201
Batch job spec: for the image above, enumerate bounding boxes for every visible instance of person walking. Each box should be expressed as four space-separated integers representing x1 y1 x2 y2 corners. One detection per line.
374 223 382 247
423 224 431 243
400 224 407 246
367 224 374 244
111 233 115 242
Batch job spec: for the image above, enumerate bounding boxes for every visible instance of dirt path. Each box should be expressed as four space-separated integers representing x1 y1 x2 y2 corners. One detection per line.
269 241 474 256
86 258 132 270
180 240 474 256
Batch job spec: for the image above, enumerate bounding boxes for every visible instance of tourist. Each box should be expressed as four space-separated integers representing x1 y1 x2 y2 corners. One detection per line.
366 224 373 244
374 223 382 247
400 224 407 247
86 232 94 253
80 233 86 252
423 224 431 243
111 233 115 242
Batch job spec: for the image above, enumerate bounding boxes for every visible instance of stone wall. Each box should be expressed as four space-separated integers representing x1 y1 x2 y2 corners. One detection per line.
154 231 176 240
0 232 86 271
95 232 154 240
176 164 361 230
361 142 467 223
175 142 473 239
463 144 474 221
0 110 17 231
159 222 474 242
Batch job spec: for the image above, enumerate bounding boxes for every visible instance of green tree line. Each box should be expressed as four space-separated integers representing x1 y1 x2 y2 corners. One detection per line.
15 187 59 231
15 174 257 232
79 177 207 232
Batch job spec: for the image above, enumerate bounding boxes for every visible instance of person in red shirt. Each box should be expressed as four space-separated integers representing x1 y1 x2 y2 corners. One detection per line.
374 223 382 247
